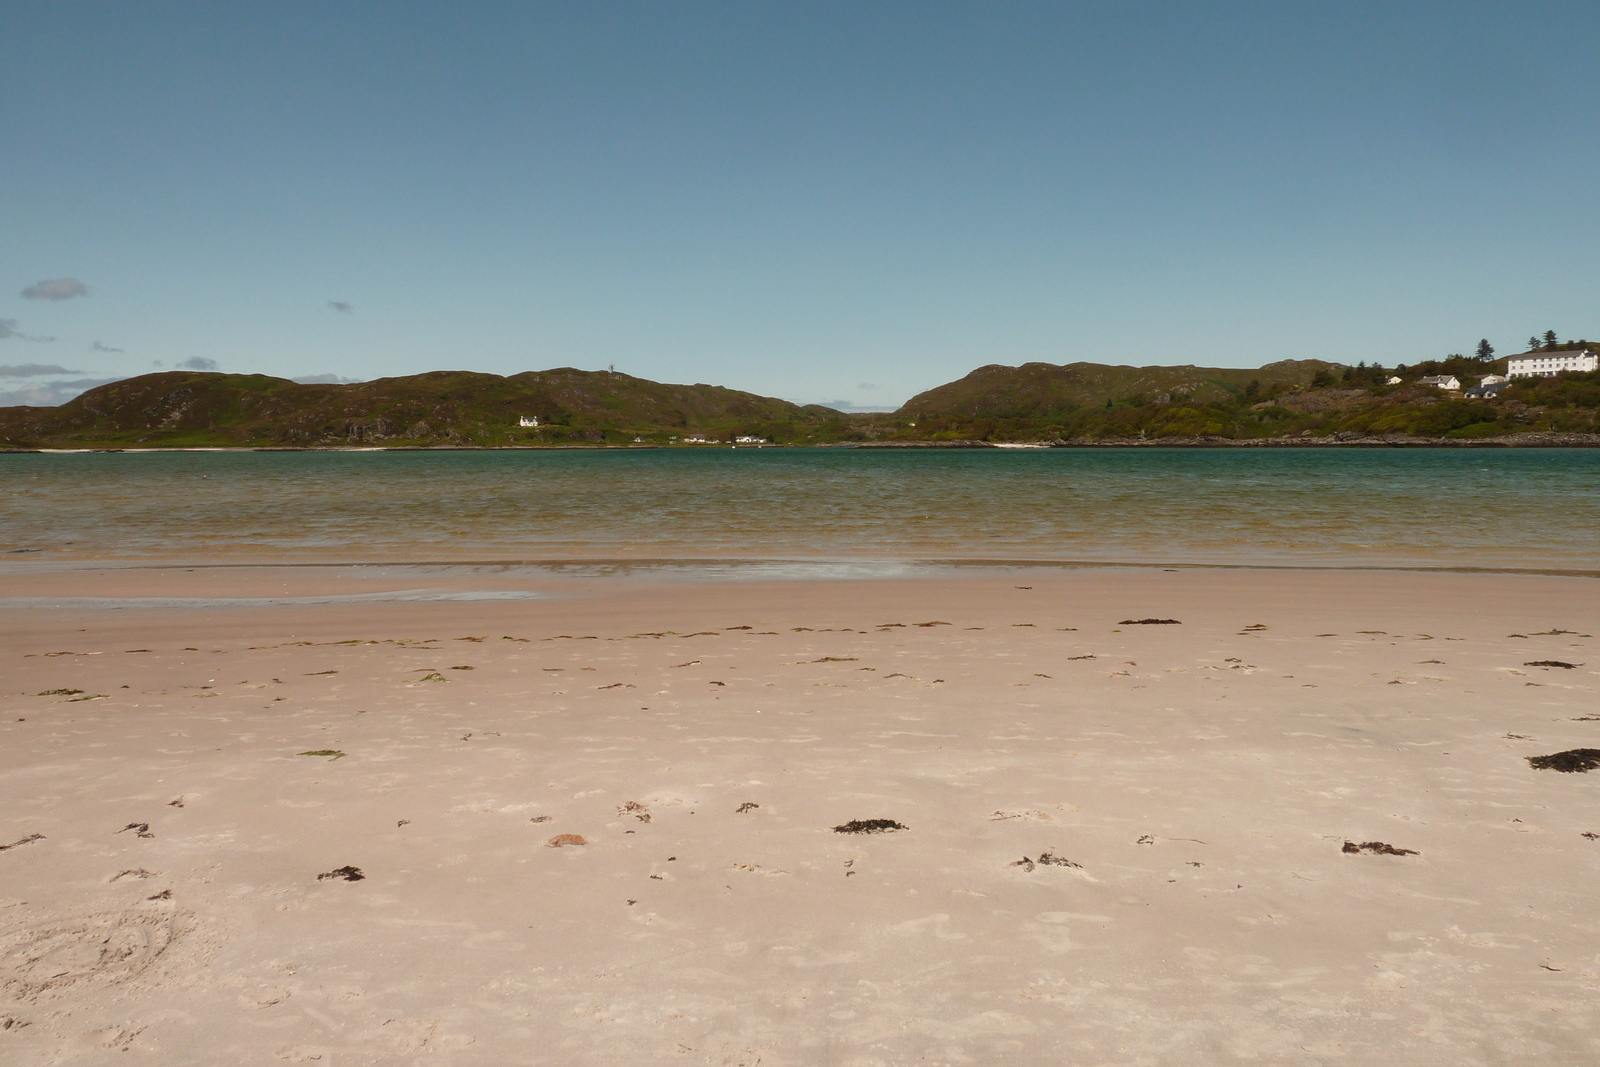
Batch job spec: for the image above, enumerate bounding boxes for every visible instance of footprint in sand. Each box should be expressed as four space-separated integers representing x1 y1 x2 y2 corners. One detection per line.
0 911 185 998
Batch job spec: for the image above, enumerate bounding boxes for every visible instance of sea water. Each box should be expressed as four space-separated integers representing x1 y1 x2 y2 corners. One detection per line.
2 448 1597 572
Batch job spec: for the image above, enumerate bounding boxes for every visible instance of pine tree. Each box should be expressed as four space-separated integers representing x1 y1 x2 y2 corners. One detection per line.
1544 330 1559 349
1528 336 1542 352
1476 339 1494 360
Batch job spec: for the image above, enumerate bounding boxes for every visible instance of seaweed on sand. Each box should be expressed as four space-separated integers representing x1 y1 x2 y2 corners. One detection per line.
1528 749 1600 773
1010 851 1081 871
832 819 907 834
317 866 365 881
1342 840 1417 856
1118 618 1181 625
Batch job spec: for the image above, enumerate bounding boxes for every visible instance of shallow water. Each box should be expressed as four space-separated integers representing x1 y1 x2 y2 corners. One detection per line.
2 448 1598 571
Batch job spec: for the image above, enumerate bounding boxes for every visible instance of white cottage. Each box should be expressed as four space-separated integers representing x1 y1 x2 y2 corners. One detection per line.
518 415 540 427
1418 375 1461 390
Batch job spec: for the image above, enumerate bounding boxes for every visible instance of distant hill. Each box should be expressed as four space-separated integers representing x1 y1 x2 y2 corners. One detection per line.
897 359 1342 418
885 355 1597 443
0 368 847 448
6 357 1596 450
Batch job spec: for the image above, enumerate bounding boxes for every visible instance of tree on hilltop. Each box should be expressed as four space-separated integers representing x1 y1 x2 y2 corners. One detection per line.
1544 330 1559 349
1528 336 1542 352
1476 339 1494 360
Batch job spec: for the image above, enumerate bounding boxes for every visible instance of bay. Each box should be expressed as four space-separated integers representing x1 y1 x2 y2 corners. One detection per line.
2 447 1597 571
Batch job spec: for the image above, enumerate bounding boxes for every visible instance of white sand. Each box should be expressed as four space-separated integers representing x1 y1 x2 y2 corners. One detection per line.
2 566 1599 1064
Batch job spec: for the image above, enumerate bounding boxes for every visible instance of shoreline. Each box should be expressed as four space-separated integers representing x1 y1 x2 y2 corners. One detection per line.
6 430 1600 453
7 556 1600 583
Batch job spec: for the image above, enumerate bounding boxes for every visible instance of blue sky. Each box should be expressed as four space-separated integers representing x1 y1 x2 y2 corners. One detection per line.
4 2 1598 410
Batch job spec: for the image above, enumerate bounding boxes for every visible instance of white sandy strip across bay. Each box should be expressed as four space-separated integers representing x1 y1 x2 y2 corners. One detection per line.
1 567 1599 1064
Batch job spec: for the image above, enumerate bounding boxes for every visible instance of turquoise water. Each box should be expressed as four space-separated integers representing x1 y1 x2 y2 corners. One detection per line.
2 448 1598 571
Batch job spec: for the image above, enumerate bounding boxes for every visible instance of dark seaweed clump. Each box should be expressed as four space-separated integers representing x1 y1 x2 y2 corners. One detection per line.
1528 749 1600 773
1118 618 1181 625
1342 840 1418 856
833 819 907 834
0 833 44 853
317 865 365 881
1525 660 1579 669
1012 851 1082 871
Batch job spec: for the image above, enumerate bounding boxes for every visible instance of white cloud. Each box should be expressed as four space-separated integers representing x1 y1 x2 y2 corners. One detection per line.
175 357 219 370
0 377 122 408
292 373 363 384
20 277 89 301
0 319 55 343
0 363 82 377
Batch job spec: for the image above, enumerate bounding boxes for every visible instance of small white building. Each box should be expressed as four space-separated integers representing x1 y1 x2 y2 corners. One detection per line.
1506 349 1598 378
734 435 768 444
1418 375 1461 390
1385 376 1403 385
518 415 540 427
1479 374 1508 385
683 433 709 443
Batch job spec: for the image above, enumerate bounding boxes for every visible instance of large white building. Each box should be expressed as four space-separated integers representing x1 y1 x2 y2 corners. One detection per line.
1506 349 1598 378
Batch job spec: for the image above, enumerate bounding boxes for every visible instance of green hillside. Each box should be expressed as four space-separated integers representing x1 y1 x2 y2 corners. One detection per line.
0 368 850 448
6 354 1598 450
884 354 1599 442
899 359 1342 419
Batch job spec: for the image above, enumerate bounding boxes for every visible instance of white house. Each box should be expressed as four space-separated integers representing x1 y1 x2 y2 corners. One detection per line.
683 433 709 443
1506 349 1598 379
734 435 768 444
518 415 540 427
1385 376 1403 385
1479 374 1508 385
1418 375 1461 390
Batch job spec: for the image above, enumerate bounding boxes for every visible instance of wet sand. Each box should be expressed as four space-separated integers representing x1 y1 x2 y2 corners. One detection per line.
3 566 1600 1064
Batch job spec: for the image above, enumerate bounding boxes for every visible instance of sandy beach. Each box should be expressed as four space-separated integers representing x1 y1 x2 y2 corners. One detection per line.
3 565 1600 1065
